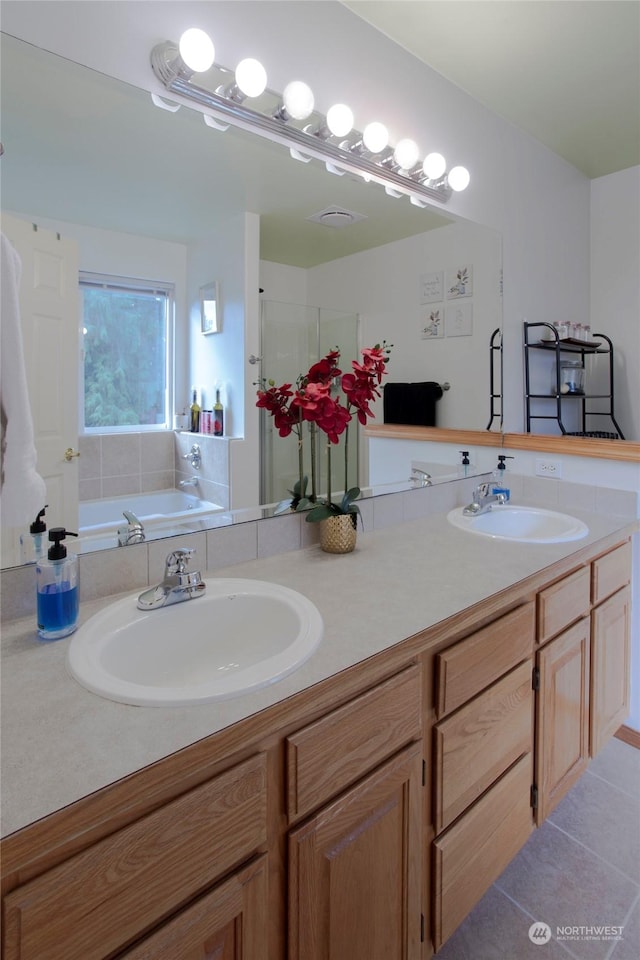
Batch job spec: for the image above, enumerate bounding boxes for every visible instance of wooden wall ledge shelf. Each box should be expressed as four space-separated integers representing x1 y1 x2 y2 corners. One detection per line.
364 425 640 463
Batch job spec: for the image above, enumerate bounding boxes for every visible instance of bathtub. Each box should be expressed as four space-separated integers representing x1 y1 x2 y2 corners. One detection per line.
78 489 223 548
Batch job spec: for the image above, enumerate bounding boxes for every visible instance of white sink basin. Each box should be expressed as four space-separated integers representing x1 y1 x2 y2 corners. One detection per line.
67 579 323 707
447 505 588 543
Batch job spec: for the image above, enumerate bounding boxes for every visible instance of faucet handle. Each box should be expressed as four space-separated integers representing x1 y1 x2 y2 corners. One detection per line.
165 548 194 575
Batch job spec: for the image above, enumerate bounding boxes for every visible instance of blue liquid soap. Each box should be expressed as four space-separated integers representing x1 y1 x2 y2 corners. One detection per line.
37 582 79 640
36 526 80 641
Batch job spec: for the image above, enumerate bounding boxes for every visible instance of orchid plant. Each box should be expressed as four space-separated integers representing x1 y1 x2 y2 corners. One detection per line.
256 342 392 522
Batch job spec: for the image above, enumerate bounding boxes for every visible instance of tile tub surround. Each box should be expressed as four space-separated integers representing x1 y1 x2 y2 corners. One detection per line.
435 737 640 960
79 432 175 501
0 490 636 836
174 431 230 510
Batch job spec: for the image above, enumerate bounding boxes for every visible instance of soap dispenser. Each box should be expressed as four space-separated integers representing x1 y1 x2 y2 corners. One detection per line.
491 455 514 501
30 505 48 562
36 527 79 641
459 450 472 477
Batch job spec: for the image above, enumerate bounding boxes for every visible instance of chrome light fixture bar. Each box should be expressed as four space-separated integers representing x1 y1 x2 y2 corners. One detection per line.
150 36 468 205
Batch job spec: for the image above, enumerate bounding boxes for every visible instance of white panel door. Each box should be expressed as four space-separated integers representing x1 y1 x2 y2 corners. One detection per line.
2 213 80 541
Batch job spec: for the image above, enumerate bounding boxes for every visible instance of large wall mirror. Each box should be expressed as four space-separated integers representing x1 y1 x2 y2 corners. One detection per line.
2 32 504 567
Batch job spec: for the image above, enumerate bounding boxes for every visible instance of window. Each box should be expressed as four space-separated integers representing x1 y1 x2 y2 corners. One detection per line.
80 273 173 432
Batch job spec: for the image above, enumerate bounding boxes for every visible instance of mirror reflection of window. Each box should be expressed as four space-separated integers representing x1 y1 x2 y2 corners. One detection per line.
80 273 173 432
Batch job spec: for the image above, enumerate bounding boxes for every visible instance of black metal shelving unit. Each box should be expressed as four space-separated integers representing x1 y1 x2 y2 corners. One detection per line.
486 327 503 430
523 321 625 439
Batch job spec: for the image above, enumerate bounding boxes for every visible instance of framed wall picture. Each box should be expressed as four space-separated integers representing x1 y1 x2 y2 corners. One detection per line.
200 281 220 334
446 264 473 299
420 270 444 304
421 305 444 339
445 300 473 337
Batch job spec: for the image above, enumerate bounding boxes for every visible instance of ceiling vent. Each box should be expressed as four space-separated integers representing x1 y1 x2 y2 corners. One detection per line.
306 206 367 229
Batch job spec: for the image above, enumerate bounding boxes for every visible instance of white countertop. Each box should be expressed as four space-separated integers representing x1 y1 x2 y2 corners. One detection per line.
1 506 634 838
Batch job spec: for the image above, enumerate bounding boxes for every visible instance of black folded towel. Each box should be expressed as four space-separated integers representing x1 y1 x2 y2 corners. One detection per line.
383 382 444 426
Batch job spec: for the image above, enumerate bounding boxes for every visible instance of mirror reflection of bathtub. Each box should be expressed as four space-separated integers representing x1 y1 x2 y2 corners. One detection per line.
77 490 224 554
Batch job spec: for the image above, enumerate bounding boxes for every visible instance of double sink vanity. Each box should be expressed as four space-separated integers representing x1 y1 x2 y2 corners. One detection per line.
0 492 635 958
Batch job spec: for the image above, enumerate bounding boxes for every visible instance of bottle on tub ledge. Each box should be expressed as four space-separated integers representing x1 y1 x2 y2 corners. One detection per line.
190 388 201 432
213 388 224 437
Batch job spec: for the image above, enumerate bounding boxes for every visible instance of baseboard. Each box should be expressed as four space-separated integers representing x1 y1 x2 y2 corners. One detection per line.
615 725 640 749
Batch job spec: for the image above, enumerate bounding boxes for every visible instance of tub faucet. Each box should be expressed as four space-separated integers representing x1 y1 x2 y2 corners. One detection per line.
182 444 202 469
179 476 200 489
463 482 507 516
117 511 145 546
137 548 206 610
409 468 432 486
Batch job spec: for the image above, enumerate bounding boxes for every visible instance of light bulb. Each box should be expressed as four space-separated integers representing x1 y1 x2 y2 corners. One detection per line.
178 28 215 73
235 58 267 98
393 138 419 170
362 121 389 154
448 165 470 191
282 81 315 120
422 152 446 180
326 103 354 138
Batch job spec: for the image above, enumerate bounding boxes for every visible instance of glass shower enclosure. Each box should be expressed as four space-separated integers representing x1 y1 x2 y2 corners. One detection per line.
259 299 360 507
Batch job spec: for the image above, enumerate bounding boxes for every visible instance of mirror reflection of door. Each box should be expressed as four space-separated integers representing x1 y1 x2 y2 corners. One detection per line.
1 214 79 564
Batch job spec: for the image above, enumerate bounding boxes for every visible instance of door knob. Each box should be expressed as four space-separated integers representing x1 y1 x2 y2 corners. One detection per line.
64 447 80 462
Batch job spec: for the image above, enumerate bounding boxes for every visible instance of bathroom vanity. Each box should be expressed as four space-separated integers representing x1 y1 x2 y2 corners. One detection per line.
0 510 635 959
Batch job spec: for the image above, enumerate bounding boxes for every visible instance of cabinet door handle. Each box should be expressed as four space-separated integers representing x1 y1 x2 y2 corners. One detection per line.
64 447 80 462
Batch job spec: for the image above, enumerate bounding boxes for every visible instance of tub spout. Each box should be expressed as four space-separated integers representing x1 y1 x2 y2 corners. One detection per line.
117 511 145 546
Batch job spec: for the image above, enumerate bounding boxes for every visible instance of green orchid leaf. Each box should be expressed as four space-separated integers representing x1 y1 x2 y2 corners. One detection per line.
305 503 336 523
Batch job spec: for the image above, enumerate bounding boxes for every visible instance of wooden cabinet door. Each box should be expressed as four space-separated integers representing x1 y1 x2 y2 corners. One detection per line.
288 743 423 960
536 618 590 823
118 856 268 960
591 586 631 756
433 754 534 951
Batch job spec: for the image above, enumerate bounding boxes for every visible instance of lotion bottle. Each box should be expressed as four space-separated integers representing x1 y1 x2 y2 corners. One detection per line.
36 527 79 641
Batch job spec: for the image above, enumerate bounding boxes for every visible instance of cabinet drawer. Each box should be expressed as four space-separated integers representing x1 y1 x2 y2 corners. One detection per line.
3 754 267 960
537 567 590 644
435 602 534 718
434 659 532 833
433 753 534 951
592 541 631 606
118 856 268 960
287 664 422 820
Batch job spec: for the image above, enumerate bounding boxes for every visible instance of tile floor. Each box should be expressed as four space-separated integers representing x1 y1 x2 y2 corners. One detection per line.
435 737 640 960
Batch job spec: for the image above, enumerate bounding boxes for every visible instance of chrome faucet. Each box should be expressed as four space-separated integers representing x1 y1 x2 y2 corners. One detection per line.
117 511 145 546
182 444 202 469
409 468 432 486
179 476 200 489
137 548 206 610
462 482 507 516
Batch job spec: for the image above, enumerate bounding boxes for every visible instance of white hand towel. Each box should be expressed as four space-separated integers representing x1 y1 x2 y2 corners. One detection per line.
1 231 47 527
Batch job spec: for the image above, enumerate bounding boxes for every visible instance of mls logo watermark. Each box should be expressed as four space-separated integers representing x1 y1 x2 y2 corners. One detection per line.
528 919 624 946
528 922 552 945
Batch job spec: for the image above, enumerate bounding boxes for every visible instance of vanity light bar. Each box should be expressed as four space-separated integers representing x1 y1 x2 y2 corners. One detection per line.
150 37 467 206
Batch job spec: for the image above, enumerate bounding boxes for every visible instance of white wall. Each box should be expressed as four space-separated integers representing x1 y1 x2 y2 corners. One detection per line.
307 221 502 430
260 261 309 306
590 166 640 442
188 212 261 509
188 214 248 434
1 0 592 436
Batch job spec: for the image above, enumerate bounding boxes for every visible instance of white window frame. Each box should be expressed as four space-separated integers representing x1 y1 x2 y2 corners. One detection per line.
79 272 175 435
